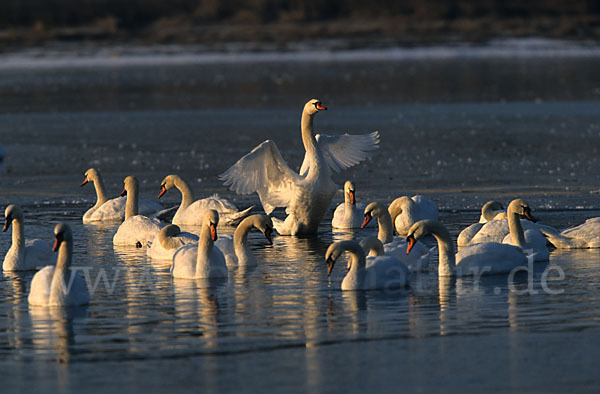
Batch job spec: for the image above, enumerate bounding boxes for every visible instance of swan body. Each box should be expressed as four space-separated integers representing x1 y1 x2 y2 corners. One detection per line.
159 174 253 227
81 168 163 223
147 224 198 261
539 217 600 249
113 176 163 247
359 236 423 273
388 195 439 237
214 214 273 267
28 223 90 306
331 181 375 229
326 240 411 291
407 220 527 277
3 205 54 271
458 201 507 247
172 210 228 279
220 99 379 235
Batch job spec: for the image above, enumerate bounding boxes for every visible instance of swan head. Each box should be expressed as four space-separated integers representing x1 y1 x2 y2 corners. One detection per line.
256 215 274 245
359 236 385 257
325 240 364 276
508 199 537 222
361 202 385 228
121 176 138 197
481 200 504 221
81 168 99 187
405 219 435 254
344 181 356 205
304 99 327 116
158 174 177 199
203 209 219 241
158 224 182 250
53 223 72 252
3 204 23 232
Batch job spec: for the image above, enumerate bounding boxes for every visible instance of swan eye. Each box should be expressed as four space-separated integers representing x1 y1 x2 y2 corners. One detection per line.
313 102 319 109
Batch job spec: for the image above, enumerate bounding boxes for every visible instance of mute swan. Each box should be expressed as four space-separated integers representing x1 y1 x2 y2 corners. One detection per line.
28 223 90 306
113 176 163 247
158 174 253 227
500 199 549 262
388 195 438 237
361 202 431 271
147 224 198 261
538 217 600 249
220 99 379 235
215 214 273 267
326 240 411 290
406 220 527 277
172 210 228 279
3 205 54 271
331 181 375 229
458 200 507 247
81 168 163 223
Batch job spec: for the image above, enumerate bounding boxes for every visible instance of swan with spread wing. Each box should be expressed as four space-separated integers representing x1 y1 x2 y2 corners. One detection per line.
220 99 379 235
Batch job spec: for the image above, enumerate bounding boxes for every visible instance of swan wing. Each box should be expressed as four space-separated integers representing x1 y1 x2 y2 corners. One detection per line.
220 140 301 214
299 131 380 175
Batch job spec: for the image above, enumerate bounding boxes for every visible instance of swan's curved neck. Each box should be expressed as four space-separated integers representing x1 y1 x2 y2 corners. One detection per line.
51 240 72 298
197 224 214 265
507 209 526 248
344 192 354 206
159 230 180 250
376 211 395 244
388 198 414 224
11 218 25 248
301 111 324 176
125 185 139 219
346 243 367 273
426 222 457 276
92 175 108 205
173 176 195 210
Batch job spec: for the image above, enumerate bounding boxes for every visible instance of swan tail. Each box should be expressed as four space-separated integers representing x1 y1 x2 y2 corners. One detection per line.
223 205 254 226
151 206 179 221
538 227 573 249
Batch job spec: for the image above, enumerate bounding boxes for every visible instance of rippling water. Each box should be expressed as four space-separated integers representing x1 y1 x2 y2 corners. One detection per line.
1 43 600 392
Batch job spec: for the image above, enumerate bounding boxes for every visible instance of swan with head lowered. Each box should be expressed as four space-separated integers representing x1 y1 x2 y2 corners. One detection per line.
113 176 163 247
171 210 228 279
457 200 507 247
3 204 54 271
215 214 273 267
28 223 90 306
538 217 600 249
81 168 163 223
325 240 411 291
219 99 379 235
361 202 431 271
146 224 198 261
388 195 439 237
406 220 527 277
158 174 253 227
331 180 375 229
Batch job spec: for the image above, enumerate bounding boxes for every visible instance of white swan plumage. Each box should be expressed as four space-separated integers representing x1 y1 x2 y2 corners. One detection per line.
220 99 379 235
388 195 439 237
172 210 228 279
457 200 507 247
113 176 163 247
147 224 198 261
326 240 411 291
3 204 54 271
499 199 550 262
81 168 163 223
539 217 600 249
407 220 527 277
28 223 90 306
214 214 273 267
331 180 375 229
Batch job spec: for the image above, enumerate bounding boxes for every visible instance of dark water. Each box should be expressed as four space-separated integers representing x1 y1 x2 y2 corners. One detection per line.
1 45 600 392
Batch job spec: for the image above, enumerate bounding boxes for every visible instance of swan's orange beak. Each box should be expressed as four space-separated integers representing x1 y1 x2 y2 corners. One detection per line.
210 223 218 241
158 186 167 199
523 207 537 223
406 235 416 255
326 256 336 276
3 217 11 232
361 212 372 229
52 235 62 252
264 228 273 245
80 178 89 187
349 190 356 205
316 103 327 111
120 189 127 197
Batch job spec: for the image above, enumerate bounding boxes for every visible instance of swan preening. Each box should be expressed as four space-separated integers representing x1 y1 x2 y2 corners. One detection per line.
3 205 54 271
147 224 198 261
332 181 375 229
113 176 163 247
28 223 90 306
407 220 527 277
388 195 439 237
538 217 600 249
171 210 228 279
325 240 411 291
220 99 380 235
215 214 273 267
81 168 163 223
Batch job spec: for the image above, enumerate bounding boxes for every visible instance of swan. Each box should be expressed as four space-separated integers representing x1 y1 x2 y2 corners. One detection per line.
361 202 431 271
172 210 227 279
538 217 600 249
3 205 54 271
331 181 375 229
214 214 273 267
457 200 507 247
113 176 163 247
500 199 549 262
219 99 379 235
406 220 527 277
158 174 253 227
81 168 163 223
28 223 90 306
388 195 439 237
325 240 411 290
147 224 198 261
